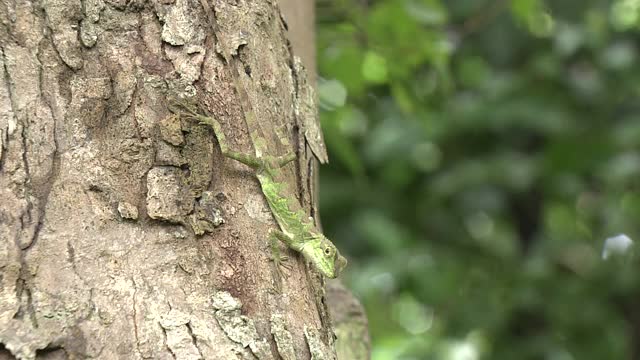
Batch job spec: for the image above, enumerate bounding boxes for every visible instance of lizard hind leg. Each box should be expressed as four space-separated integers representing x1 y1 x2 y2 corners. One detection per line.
269 229 293 291
259 153 296 177
276 153 296 168
222 149 263 170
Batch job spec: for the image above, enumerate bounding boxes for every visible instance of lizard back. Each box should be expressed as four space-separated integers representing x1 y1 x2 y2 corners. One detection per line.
256 171 317 250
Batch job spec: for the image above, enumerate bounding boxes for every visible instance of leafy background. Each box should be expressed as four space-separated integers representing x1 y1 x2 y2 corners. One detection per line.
316 0 640 359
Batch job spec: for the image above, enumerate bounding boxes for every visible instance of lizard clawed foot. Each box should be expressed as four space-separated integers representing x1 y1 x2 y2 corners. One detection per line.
269 254 289 293
268 229 293 292
270 253 292 271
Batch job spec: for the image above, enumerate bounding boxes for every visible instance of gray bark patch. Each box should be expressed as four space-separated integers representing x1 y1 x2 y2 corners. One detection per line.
304 326 331 360
160 309 204 360
146 166 194 223
270 314 297 360
212 291 273 360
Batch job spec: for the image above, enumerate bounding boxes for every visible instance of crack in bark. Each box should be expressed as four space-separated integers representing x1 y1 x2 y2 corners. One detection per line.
35 33 62 200
65 240 93 290
0 46 9 171
115 71 137 118
129 81 143 139
0 129 7 170
13 278 39 328
66 240 75 264
8 34 64 330
25 284 38 328
185 321 204 359
160 326 178 360
131 277 142 358
14 104 40 330
280 21 308 212
0 44 28 323
307 157 316 221
0 45 17 113
5 37 65 337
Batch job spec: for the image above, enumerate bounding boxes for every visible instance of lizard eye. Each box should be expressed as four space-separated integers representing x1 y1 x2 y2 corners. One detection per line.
324 247 332 256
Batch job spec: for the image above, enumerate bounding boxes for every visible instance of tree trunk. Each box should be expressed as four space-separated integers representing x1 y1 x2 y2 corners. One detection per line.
0 0 364 359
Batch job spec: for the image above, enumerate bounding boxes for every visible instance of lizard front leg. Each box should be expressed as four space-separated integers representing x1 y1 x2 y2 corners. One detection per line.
196 114 264 169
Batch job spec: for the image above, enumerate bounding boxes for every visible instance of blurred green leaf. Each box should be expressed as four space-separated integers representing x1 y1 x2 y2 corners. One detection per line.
554 22 584 57
362 51 389 84
600 41 636 70
405 0 448 26
510 0 555 37
610 0 640 30
318 0 640 358
318 78 348 109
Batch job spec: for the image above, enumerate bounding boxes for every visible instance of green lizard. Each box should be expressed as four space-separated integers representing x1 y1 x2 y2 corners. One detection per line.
170 102 347 282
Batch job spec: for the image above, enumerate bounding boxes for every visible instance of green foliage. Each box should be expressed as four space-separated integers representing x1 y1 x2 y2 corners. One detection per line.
317 0 640 358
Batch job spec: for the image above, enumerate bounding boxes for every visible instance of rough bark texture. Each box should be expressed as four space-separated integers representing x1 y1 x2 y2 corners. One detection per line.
0 0 350 359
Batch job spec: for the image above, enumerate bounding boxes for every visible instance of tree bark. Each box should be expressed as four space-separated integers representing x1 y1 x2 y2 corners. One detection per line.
0 0 353 359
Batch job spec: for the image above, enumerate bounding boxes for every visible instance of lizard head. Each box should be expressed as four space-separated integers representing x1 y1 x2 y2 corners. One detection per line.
302 235 348 278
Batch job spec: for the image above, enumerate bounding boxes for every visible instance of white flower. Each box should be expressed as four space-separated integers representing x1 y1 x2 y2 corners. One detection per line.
602 234 633 260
